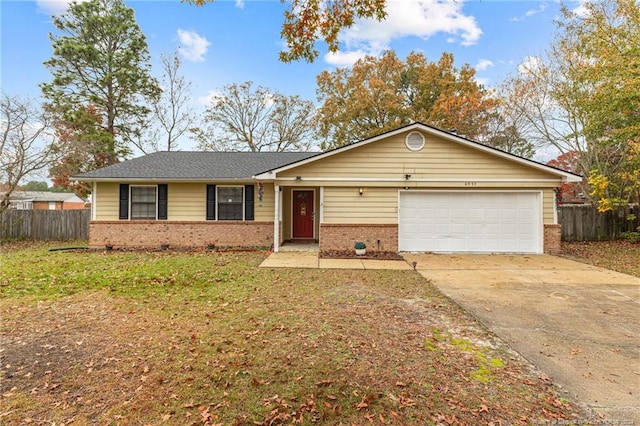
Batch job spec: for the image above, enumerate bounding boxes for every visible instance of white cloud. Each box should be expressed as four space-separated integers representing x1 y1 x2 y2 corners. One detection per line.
518 55 544 76
324 49 370 67
572 0 591 18
475 59 494 72
526 3 548 17
324 0 482 67
197 90 222 106
510 3 548 22
235 0 244 9
177 29 211 62
36 0 88 15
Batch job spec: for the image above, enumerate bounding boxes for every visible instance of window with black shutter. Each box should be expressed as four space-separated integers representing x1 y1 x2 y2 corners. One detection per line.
206 184 216 220
119 184 129 219
217 187 243 220
244 184 254 221
130 186 157 220
157 184 168 220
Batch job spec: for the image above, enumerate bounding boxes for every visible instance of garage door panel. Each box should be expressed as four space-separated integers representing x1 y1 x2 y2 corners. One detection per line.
399 191 541 253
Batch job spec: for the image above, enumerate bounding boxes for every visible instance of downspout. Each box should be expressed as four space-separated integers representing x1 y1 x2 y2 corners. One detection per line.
274 184 280 252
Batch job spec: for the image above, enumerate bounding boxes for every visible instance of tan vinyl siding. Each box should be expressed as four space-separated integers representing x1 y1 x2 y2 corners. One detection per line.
254 182 275 221
169 183 206 220
323 187 398 224
280 131 559 181
95 182 119 220
322 187 557 225
543 188 555 224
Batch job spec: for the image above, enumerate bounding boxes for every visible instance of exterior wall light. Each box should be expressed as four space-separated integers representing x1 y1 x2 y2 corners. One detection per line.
359 187 364 196
295 176 302 182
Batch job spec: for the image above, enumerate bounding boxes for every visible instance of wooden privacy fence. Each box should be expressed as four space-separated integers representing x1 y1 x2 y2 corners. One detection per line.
558 205 640 241
0 209 90 241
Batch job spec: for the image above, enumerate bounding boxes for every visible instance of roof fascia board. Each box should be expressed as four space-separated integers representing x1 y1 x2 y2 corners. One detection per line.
73 177 257 183
267 177 563 183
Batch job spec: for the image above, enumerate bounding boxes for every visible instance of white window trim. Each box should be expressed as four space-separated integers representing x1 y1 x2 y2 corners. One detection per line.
130 185 158 221
216 185 244 221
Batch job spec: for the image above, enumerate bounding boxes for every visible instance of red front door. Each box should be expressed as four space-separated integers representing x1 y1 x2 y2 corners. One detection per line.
292 190 314 239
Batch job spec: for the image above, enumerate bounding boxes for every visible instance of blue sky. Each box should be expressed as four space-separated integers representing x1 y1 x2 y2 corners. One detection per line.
1 0 586 153
1 0 588 99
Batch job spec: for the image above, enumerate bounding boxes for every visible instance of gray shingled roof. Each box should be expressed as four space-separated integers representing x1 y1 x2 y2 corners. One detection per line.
73 151 320 180
7 191 85 202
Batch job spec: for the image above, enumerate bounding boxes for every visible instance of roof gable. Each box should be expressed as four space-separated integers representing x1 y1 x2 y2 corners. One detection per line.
255 123 582 183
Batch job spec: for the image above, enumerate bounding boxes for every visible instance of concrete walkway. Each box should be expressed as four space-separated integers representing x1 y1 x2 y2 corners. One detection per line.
259 251 412 270
403 253 640 423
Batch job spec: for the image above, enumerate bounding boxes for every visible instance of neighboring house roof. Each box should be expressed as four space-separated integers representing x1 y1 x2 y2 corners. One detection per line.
255 122 583 183
7 191 85 203
73 151 320 181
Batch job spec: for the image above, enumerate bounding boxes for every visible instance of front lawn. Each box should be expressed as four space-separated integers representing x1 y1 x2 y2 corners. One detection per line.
1 243 586 424
561 240 640 277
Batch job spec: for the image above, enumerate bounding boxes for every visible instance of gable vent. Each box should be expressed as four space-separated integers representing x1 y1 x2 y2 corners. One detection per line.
405 131 425 151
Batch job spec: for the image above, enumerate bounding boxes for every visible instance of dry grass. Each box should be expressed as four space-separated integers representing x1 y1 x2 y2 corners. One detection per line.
561 240 640 277
1 242 586 425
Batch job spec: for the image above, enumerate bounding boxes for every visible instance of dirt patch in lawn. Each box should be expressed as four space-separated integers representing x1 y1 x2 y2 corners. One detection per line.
1 245 592 425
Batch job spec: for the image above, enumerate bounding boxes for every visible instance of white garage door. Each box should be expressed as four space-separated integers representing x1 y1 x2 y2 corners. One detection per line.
399 191 542 253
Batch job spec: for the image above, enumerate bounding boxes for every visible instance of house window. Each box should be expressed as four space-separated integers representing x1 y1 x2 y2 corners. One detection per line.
130 186 157 220
217 186 243 220
9 201 33 210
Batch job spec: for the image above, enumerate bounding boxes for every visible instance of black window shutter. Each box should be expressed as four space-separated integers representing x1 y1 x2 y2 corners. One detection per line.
157 184 168 220
244 184 254 221
119 184 129 220
206 184 216 220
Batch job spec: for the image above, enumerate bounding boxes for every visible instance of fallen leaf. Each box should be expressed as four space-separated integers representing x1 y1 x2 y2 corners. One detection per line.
356 400 369 410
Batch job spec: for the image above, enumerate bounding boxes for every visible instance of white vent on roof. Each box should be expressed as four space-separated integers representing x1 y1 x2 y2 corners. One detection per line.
405 131 425 151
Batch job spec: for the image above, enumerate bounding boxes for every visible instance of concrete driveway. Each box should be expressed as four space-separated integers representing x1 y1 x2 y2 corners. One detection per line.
402 253 640 423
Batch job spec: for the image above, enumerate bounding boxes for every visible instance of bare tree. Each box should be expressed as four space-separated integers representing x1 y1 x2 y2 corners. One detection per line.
133 52 196 153
1 94 58 211
192 81 316 152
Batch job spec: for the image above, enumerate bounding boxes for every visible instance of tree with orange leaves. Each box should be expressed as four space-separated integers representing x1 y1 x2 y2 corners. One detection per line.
315 51 499 149
48 106 117 198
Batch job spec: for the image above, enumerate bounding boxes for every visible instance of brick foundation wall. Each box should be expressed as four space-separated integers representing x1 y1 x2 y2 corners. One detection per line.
89 221 274 249
319 223 398 252
543 224 562 254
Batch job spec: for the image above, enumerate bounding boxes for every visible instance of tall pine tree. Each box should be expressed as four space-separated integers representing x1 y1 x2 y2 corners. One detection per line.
41 0 159 176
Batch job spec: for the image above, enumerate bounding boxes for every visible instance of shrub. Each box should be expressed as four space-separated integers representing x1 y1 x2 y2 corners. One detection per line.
620 232 640 244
